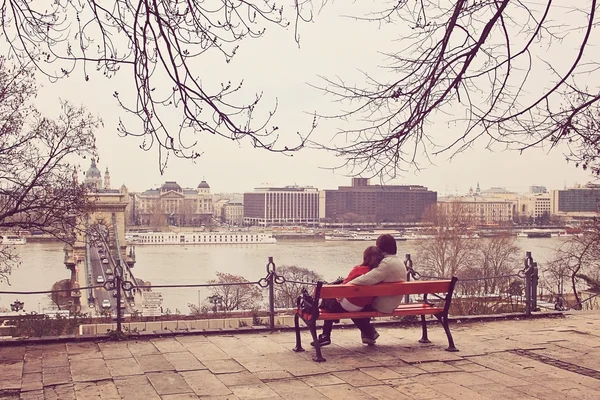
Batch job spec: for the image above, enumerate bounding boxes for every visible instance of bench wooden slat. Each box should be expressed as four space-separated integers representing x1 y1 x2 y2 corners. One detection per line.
319 280 452 299
316 304 444 320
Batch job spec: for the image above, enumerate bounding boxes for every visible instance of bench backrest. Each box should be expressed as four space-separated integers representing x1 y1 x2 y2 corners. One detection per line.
317 279 455 299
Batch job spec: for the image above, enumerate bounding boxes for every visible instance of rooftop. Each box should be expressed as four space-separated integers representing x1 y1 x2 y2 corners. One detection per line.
1 311 599 399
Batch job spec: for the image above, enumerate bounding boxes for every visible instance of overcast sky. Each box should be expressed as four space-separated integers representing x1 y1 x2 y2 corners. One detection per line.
29 1 595 195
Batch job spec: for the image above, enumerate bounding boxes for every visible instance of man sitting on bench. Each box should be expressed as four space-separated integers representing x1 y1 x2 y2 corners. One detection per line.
348 234 408 344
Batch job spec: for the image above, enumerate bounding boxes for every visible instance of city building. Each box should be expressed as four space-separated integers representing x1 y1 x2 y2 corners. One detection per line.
222 202 244 225
322 178 437 223
437 196 513 226
243 185 319 226
529 185 548 194
551 183 600 219
516 193 552 220
135 180 214 227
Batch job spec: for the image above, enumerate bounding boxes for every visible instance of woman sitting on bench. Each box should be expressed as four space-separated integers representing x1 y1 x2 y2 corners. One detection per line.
312 245 385 347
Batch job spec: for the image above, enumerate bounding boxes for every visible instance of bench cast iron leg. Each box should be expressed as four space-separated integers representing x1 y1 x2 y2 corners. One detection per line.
440 315 458 352
292 314 304 353
309 323 326 362
418 314 431 344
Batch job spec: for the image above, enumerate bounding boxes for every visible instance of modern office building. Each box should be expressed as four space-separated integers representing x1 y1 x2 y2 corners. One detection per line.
551 183 600 217
243 186 319 226
322 178 437 223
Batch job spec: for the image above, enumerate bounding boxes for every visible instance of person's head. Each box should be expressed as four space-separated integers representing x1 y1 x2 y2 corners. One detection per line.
362 246 384 269
376 234 397 255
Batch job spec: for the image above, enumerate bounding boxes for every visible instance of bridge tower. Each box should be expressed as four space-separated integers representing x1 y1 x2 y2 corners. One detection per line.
64 185 136 312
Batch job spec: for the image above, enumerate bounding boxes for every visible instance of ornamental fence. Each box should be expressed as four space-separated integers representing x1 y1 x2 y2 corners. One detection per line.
0 252 545 339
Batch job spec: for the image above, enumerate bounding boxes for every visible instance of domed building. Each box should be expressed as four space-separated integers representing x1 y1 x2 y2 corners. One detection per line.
84 159 103 190
136 180 214 227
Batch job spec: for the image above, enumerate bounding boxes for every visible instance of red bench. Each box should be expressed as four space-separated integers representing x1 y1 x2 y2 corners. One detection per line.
293 278 459 362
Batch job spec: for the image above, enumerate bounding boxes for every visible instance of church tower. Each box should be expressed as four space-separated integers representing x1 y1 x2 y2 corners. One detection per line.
104 167 111 190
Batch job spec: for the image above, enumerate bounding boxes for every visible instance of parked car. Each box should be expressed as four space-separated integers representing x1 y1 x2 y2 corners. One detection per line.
105 268 113 275
102 299 111 309
102 258 109 264
119 299 125 309
112 290 117 298
96 276 104 283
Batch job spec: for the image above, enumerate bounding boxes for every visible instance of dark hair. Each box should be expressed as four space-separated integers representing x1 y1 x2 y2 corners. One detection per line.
376 234 397 255
362 246 384 269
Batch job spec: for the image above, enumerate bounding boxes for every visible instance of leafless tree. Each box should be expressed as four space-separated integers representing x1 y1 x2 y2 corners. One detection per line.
273 265 322 308
0 58 99 283
149 202 166 230
207 272 263 311
315 1 600 178
417 202 480 277
1 0 318 171
547 225 600 309
476 234 520 294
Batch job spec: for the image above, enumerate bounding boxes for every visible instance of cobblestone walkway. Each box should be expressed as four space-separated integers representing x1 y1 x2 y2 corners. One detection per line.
1 312 600 399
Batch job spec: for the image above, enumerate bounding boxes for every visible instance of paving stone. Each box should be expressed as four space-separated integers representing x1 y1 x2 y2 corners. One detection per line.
469 383 538 400
127 341 160 356
429 382 491 400
134 353 175 372
20 372 43 391
236 355 285 373
162 351 207 372
43 383 76 400
300 373 345 387
147 371 194 395
229 383 280 399
19 389 44 400
216 371 263 386
392 380 445 399
42 366 72 386
70 357 111 382
357 385 413 400
183 342 231 360
359 366 402 380
150 338 188 353
333 370 381 387
113 375 161 400
99 342 132 360
73 381 121 400
105 357 144 377
314 383 377 399
264 380 329 400
180 370 232 397
204 358 246 374
253 370 293 381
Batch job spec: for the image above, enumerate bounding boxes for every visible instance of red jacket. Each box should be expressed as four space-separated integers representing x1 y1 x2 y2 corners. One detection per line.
342 265 373 307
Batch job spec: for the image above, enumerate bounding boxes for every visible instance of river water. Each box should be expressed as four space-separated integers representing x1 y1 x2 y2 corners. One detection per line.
1 238 565 313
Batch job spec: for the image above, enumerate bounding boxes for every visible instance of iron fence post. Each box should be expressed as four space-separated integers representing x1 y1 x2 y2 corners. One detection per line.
404 254 412 304
115 261 123 336
532 261 539 311
524 252 533 316
267 256 275 329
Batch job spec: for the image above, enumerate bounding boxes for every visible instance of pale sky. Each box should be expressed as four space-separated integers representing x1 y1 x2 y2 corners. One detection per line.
27 1 596 195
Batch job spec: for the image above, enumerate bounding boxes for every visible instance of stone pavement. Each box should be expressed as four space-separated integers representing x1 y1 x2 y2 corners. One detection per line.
1 312 600 400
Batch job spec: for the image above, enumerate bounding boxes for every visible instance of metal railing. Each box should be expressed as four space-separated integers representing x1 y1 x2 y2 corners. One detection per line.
0 252 545 339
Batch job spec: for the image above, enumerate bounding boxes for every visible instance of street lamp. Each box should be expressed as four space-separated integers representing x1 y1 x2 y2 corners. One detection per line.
207 294 223 313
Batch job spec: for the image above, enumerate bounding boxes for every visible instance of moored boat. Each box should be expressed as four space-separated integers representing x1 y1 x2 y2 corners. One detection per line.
0 235 27 245
125 231 277 245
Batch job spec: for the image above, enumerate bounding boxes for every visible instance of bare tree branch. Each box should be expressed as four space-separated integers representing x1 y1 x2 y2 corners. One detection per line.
1 0 317 172
313 1 600 178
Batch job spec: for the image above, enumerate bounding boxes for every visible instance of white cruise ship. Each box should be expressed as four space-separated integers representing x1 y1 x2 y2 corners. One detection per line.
125 231 277 245
0 235 27 245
